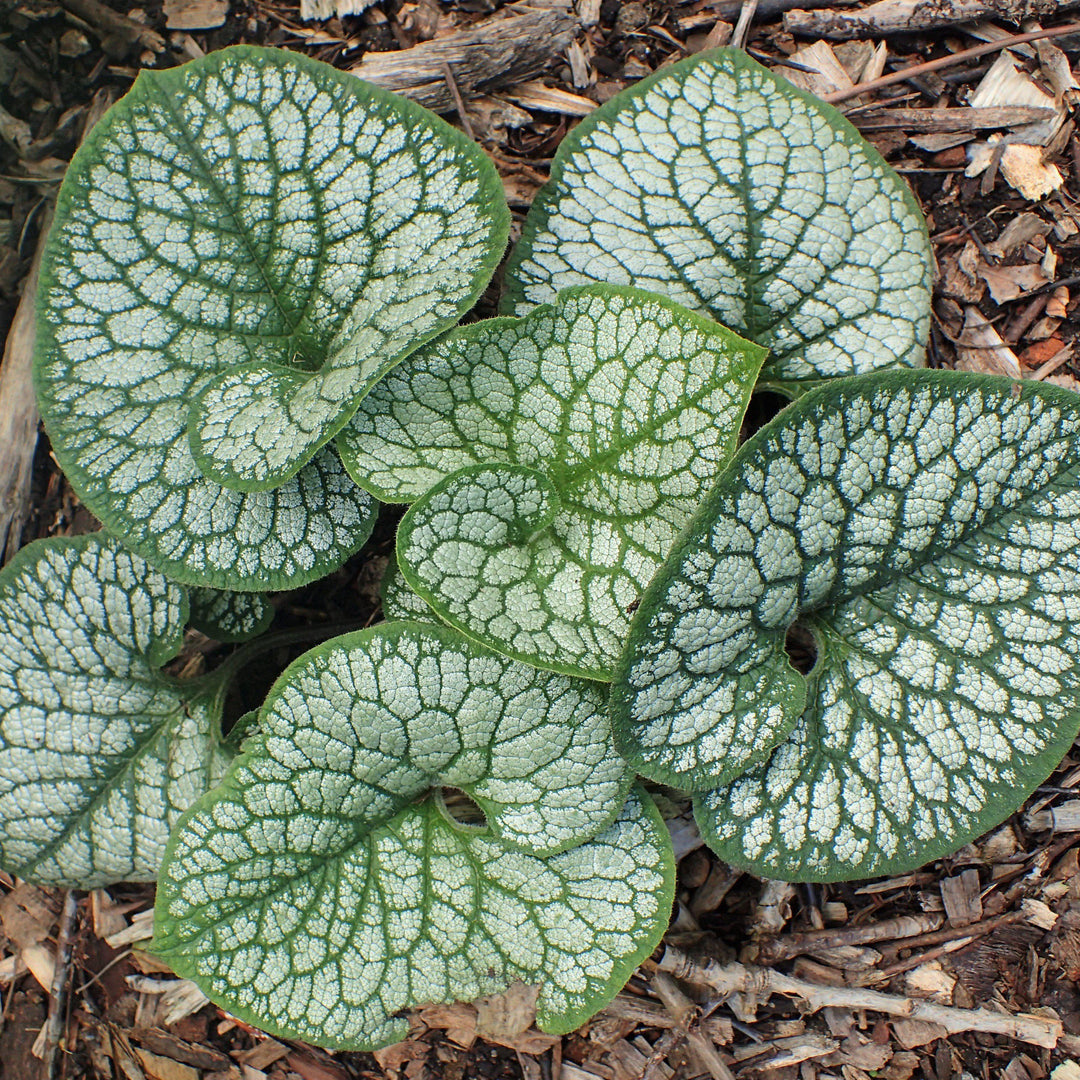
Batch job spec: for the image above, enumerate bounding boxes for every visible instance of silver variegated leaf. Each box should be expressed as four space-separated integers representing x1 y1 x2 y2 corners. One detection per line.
503 48 931 394
611 372 1080 881
36 46 507 589
154 622 671 1049
0 534 231 887
341 284 765 678
380 556 440 624
188 586 274 643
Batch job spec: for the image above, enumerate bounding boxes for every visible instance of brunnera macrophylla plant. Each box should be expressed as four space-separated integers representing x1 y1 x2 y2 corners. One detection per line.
0 534 235 887
11 39 1079 1055
34 46 508 593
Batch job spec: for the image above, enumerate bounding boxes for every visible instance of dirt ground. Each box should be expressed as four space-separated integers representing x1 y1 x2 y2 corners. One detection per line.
4 1 1080 1078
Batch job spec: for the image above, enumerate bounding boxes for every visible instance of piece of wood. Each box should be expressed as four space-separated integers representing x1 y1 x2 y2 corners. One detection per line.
504 80 596 116
300 0 375 20
941 868 983 927
849 104 1056 132
660 948 1063 1048
58 0 165 55
348 2 578 114
0 210 49 566
754 913 944 964
785 0 1080 40
956 306 1022 378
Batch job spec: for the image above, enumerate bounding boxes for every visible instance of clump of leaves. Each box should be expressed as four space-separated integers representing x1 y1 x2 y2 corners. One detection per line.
35 46 508 592
17 39 1080 1058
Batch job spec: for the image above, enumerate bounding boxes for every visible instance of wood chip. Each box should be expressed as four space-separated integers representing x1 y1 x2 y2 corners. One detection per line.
904 962 956 1004
0 883 56 949
779 41 854 98
133 1048 199 1080
162 0 226 28
475 982 537 1042
504 80 596 116
988 213 1054 259
941 868 984 928
891 1019 950 1049
1046 284 1070 319
1026 801 1080 832
106 908 155 948
978 262 1049 303
348 2 578 114
956 306 1021 377
1022 899 1059 931
22 941 55 992
300 0 375 19
236 1040 290 1070
969 52 1063 144
134 1029 231 1071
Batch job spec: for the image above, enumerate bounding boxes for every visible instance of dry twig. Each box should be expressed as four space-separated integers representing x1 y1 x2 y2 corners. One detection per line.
39 891 79 1080
753 913 944 964
824 23 1080 106
659 948 1062 1048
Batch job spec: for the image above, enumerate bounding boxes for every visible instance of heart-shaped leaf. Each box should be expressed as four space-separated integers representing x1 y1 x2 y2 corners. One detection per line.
341 284 766 678
503 48 931 394
0 534 232 887
188 587 274 643
154 622 672 1049
36 46 507 589
611 372 1080 881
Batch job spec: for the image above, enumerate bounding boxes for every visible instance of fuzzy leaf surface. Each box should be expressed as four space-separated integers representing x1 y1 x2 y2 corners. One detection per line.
342 285 765 678
0 535 231 887
503 49 931 393
612 372 1080 881
35 46 506 588
154 622 670 1049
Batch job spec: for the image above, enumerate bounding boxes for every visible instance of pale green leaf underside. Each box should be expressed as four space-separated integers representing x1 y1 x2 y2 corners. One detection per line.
612 372 1080 881
343 284 765 679
154 622 670 1049
0 534 231 887
36 45 506 588
188 586 274 643
503 48 931 392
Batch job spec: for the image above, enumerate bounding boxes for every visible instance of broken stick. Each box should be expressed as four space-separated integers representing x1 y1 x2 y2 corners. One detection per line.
785 0 1080 40
659 947 1062 1048
349 2 577 114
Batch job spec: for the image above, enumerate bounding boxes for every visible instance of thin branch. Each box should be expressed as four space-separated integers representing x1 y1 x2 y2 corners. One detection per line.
659 947 1062 1048
40 891 79 1080
753 913 944 964
824 23 1080 106
730 0 760 51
